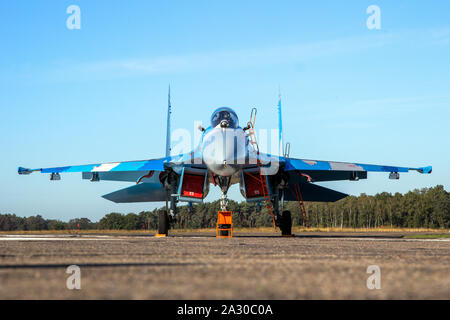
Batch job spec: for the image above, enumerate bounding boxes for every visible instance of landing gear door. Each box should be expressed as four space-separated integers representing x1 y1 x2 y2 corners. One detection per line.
177 167 208 203
240 168 271 202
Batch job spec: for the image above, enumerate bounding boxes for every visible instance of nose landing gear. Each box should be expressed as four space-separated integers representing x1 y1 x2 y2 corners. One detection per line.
215 175 232 211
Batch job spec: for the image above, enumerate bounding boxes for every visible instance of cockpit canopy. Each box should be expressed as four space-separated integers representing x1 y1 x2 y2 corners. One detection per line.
210 107 239 129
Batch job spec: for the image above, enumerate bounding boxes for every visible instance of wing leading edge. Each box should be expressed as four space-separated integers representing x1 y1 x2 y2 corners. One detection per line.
18 158 167 175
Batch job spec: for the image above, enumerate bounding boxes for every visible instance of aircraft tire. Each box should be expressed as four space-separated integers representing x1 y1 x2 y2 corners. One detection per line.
158 210 169 235
280 210 292 236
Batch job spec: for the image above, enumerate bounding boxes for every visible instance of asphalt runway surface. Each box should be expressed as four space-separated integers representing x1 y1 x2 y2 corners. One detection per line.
0 232 448 299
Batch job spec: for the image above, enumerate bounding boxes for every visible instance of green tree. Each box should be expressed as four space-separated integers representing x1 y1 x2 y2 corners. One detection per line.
98 213 126 230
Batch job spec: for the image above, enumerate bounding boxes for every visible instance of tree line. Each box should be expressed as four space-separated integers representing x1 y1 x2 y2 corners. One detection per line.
0 185 448 231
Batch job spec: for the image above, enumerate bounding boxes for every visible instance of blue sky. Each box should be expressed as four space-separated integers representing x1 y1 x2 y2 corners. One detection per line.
1 1 449 221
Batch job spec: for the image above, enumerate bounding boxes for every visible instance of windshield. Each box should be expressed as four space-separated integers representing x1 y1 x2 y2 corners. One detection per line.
210 107 239 128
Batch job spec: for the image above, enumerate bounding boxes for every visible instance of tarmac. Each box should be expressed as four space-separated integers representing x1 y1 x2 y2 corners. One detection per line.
0 232 448 299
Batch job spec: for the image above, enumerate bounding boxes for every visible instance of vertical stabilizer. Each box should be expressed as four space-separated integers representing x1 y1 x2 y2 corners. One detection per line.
166 85 172 157
277 89 284 156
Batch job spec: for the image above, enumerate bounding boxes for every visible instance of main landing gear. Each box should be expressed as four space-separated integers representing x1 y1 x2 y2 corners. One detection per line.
156 170 179 237
273 187 293 237
279 210 292 236
157 210 169 237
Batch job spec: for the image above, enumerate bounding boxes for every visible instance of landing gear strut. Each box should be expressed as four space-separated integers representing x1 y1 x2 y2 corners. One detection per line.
216 175 232 211
275 184 292 236
216 175 232 238
220 193 228 211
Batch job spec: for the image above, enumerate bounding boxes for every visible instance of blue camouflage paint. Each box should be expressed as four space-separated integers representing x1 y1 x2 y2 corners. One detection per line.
41 165 98 173
357 164 408 173
284 159 331 171
30 158 169 174
284 158 431 174
22 153 204 176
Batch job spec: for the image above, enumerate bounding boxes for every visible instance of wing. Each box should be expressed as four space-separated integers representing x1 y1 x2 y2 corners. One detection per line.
18 151 206 182
283 157 432 182
18 152 206 203
247 151 431 179
18 158 167 175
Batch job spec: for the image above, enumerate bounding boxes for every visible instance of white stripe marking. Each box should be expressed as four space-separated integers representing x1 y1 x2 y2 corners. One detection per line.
91 163 120 172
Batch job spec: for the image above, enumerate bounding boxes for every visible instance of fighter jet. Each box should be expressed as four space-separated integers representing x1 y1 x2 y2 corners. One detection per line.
18 89 432 235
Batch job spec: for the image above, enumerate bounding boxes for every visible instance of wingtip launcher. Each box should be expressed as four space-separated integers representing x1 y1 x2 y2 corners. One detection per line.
18 167 37 175
417 166 432 174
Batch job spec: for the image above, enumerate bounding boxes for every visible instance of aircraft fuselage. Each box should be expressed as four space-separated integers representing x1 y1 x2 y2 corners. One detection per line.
200 107 249 177
201 127 248 176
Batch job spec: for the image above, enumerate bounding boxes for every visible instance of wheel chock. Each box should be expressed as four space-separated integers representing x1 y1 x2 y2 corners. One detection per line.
155 233 168 237
216 211 233 238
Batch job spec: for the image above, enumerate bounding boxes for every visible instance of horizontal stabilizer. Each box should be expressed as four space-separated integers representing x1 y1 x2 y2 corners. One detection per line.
285 183 348 202
102 183 166 203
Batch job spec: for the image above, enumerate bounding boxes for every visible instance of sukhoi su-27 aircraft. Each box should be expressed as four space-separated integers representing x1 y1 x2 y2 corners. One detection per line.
18 90 432 235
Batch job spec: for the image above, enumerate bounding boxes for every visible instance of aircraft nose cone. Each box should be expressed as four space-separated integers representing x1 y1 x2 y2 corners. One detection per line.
201 128 247 176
